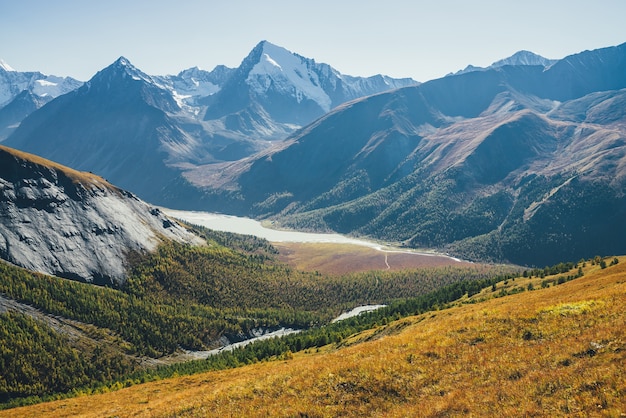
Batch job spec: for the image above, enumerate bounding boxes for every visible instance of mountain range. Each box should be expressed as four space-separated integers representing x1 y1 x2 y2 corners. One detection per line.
200 41 418 132
2 41 626 265
451 50 557 75
1 41 418 203
193 42 626 266
1 41 625 412
0 62 81 141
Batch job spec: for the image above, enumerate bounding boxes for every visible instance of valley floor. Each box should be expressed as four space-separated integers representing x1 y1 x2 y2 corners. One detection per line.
274 242 471 275
5 258 624 417
166 208 468 274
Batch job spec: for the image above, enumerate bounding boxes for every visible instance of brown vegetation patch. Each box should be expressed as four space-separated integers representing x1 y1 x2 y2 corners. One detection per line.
273 242 473 275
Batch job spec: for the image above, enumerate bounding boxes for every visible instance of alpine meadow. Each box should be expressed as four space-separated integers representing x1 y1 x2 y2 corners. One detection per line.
0 36 625 417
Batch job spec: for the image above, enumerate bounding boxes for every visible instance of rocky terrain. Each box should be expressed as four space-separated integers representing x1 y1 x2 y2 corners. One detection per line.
0 145 202 284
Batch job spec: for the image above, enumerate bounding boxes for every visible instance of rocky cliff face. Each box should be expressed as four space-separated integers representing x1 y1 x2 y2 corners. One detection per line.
0 145 203 285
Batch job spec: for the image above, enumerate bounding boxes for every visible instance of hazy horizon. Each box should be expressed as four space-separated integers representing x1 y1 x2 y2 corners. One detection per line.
2 0 625 82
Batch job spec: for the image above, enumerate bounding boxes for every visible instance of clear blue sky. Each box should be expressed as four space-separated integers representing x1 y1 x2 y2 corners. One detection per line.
2 0 625 82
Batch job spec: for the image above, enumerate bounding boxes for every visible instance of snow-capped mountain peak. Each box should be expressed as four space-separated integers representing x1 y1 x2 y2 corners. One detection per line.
90 56 162 90
490 50 557 68
109 56 152 82
164 66 226 102
82 56 181 114
82 56 160 90
246 41 332 112
30 75 79 98
451 50 557 76
0 65 82 110
0 59 15 72
203 40 418 132
114 56 131 66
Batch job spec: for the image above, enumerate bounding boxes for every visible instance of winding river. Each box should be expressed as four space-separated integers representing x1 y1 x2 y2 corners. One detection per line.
163 209 382 246
177 305 388 361
160 208 456 359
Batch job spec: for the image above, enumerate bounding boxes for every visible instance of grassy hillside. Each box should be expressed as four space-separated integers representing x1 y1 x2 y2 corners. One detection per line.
0 144 113 190
0 224 513 405
5 257 623 417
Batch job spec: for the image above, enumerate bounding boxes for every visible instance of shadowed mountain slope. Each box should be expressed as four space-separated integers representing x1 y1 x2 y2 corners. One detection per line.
4 44 418 206
196 43 626 266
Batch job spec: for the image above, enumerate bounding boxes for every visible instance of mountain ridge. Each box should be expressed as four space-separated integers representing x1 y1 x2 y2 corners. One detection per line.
452 49 557 75
0 145 202 284
4 42 420 206
0 65 82 140
192 42 626 266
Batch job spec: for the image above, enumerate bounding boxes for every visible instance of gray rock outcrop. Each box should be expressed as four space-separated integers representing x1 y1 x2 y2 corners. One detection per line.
0 145 203 284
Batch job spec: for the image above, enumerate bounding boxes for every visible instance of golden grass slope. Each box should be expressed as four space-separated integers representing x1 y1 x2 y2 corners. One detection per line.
5 259 625 417
0 145 114 190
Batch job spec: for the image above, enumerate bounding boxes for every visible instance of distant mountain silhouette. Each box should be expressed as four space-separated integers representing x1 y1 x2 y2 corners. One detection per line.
0 65 81 140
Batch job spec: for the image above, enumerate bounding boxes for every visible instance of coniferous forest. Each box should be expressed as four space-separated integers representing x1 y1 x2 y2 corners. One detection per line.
0 225 519 406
